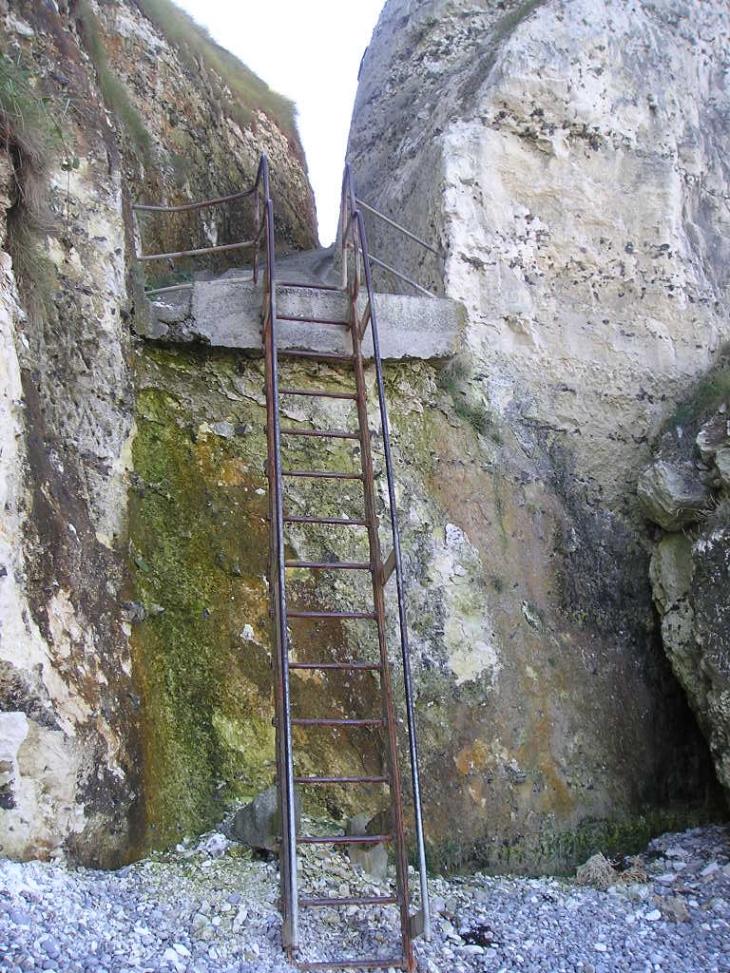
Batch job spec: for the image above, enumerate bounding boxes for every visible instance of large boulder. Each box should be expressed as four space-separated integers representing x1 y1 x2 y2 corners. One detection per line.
646 401 730 800
232 787 302 853
637 461 710 531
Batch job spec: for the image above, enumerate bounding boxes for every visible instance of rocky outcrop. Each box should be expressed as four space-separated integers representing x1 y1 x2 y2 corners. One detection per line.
343 0 729 867
644 393 730 798
0 0 315 864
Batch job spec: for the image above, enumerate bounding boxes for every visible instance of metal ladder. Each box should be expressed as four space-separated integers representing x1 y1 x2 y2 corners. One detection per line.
262 164 430 971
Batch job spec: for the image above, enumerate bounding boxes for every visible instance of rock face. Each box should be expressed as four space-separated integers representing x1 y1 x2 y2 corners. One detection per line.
2 0 727 873
646 397 730 799
343 0 729 867
349 0 730 505
0 0 315 864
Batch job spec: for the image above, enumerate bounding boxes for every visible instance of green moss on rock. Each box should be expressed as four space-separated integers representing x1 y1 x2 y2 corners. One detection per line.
130 355 273 847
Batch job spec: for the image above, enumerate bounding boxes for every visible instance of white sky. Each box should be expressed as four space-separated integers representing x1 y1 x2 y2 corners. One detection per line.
174 0 386 246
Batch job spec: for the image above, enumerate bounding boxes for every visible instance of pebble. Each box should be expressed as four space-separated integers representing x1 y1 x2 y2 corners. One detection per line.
0 825 728 972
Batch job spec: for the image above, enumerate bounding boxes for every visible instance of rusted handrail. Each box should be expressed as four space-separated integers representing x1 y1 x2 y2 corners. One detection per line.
340 165 432 943
259 158 298 955
354 197 440 255
132 156 270 288
348 192 441 297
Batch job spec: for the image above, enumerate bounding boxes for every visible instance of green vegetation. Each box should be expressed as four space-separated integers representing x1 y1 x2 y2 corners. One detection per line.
143 268 193 293
76 0 154 163
665 345 730 429
0 52 63 315
131 372 275 846
135 0 298 144
437 359 502 441
426 806 721 876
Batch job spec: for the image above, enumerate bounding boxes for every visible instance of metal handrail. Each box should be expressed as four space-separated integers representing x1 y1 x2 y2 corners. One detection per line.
259 158 298 955
340 164 431 943
351 194 441 298
132 156 270 290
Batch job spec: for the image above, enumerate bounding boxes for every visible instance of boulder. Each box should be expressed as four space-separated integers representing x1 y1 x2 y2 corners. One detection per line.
232 786 301 853
345 812 390 881
696 414 730 463
637 461 709 531
649 534 693 614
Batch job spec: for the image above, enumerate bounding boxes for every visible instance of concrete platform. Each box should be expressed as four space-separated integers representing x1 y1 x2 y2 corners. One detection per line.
140 276 464 362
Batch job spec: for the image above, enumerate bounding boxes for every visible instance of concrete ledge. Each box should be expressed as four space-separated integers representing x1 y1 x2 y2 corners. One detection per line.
141 280 463 361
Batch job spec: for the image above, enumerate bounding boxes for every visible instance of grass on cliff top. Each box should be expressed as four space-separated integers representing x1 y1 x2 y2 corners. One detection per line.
135 0 299 145
76 0 154 164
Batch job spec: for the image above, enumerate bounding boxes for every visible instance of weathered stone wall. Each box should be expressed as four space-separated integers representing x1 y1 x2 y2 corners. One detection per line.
0 0 316 864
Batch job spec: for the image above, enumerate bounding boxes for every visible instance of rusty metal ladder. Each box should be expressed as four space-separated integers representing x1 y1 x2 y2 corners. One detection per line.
262 164 430 971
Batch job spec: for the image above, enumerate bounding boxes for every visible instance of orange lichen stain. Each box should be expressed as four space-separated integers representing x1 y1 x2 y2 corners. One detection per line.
455 738 492 776
218 458 251 487
520 704 576 817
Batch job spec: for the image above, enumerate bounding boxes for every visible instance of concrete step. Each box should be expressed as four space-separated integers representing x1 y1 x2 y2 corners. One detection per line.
141 264 463 362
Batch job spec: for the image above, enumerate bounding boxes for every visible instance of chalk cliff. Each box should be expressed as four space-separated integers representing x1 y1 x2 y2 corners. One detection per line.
0 0 315 865
344 0 729 866
1 0 727 873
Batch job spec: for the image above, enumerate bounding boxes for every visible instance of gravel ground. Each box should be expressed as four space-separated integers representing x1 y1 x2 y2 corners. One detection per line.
1 824 729 972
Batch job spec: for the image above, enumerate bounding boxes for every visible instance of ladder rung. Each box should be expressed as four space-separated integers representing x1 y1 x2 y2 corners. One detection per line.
295 961 407 972
279 388 357 400
299 895 398 909
293 775 389 785
283 516 369 527
286 610 377 620
282 470 364 481
291 718 385 727
289 662 381 671
297 834 392 845
285 560 372 570
279 427 360 439
278 314 350 326
278 350 353 362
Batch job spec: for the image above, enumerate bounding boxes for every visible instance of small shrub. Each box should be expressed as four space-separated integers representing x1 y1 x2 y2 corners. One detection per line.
665 346 730 429
437 359 501 438
703 495 730 531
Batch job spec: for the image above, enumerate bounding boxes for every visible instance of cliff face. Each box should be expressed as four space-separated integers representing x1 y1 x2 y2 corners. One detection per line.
2 0 727 874
350 0 730 503
0 0 315 865
342 0 729 867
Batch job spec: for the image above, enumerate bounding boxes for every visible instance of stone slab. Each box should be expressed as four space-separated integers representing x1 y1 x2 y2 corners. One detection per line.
149 280 464 361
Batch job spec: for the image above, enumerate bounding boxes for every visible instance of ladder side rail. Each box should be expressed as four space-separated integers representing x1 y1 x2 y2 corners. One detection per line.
347 221 414 973
260 167 299 954
342 165 431 942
